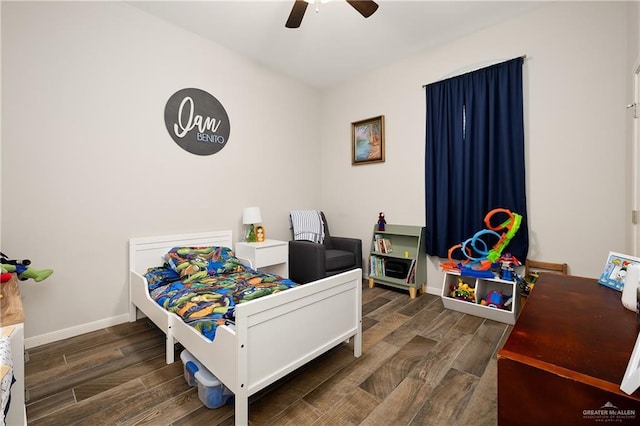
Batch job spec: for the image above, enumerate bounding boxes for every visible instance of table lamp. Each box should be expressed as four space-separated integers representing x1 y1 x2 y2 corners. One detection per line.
242 207 262 242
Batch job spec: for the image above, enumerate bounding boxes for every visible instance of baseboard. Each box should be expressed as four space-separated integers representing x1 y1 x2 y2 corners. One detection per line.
24 313 130 349
425 283 442 296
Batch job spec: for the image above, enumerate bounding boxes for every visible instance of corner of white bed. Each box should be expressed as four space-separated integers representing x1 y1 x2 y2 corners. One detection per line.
128 230 362 425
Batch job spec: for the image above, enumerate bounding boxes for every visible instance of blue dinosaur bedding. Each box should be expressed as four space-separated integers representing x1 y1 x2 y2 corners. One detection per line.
144 246 298 341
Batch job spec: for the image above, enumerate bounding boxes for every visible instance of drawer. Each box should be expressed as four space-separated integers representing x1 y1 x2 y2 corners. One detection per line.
253 243 287 267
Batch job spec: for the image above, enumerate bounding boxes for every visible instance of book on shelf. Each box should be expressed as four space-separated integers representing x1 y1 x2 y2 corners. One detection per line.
373 235 382 253
381 238 392 253
373 236 393 254
405 258 416 283
369 255 386 277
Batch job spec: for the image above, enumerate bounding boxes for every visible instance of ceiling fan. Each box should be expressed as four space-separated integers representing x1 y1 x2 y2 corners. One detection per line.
286 0 379 29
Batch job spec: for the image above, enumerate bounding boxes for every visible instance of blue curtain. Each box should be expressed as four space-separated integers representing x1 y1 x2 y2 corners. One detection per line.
424 57 528 261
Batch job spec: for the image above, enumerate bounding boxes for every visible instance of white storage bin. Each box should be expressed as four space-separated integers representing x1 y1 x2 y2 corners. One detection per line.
441 271 519 324
194 367 234 409
180 349 202 387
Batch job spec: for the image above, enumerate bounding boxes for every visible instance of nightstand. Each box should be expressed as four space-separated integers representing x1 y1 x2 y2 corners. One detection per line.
234 239 288 277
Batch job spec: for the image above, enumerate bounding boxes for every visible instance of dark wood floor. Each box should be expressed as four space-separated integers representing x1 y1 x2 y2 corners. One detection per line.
24 283 512 425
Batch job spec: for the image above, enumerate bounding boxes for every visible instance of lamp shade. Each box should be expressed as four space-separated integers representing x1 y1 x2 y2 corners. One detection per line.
242 207 262 224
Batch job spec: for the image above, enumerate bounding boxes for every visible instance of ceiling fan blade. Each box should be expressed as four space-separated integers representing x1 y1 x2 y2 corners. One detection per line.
346 0 379 18
286 0 308 28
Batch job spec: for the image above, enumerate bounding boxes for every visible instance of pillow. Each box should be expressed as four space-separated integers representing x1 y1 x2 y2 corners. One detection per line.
165 246 247 280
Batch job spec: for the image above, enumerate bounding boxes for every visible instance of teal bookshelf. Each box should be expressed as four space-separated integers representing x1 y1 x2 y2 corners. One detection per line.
368 224 427 298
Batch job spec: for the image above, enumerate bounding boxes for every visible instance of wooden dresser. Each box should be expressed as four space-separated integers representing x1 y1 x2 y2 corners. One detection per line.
1 275 26 425
497 273 640 424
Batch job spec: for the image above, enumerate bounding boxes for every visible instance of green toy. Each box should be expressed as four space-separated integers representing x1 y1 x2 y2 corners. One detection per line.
1 263 53 282
0 252 53 283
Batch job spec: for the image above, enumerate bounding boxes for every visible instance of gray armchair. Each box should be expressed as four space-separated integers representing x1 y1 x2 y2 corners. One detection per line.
289 212 362 284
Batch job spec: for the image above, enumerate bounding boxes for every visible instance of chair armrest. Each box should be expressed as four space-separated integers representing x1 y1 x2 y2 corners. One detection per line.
288 240 326 284
330 237 363 268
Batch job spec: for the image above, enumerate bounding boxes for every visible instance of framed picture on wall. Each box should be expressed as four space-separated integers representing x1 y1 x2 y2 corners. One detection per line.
352 115 385 165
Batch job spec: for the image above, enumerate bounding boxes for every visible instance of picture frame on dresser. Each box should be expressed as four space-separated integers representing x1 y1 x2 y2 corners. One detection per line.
254 225 266 243
598 251 640 291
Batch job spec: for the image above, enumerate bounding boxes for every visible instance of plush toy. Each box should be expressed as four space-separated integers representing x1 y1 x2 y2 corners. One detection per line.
377 212 386 231
1 252 53 282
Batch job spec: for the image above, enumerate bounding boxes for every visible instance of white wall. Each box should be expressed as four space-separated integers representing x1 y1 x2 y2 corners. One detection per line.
321 1 629 293
1 1 321 345
1 1 634 345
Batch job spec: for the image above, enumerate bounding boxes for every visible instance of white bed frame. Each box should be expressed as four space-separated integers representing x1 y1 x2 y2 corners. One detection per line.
128 230 362 425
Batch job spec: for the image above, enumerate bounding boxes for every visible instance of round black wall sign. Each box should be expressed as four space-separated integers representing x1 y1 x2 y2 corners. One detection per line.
164 88 230 156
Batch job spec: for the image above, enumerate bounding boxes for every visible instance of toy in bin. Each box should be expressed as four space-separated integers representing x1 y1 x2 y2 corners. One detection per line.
481 290 513 310
450 278 475 303
180 350 233 409
485 290 505 309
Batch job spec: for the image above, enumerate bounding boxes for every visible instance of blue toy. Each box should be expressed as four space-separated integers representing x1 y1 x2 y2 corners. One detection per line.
486 290 505 309
498 253 520 281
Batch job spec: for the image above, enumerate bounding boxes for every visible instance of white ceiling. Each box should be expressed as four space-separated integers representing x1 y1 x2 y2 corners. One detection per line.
129 0 545 89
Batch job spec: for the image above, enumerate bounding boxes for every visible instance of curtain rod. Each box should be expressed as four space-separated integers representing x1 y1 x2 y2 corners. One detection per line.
422 55 527 88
